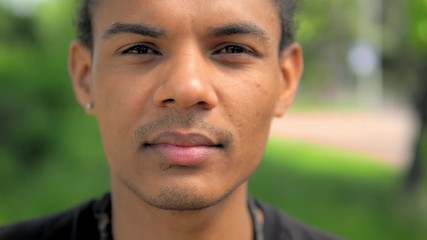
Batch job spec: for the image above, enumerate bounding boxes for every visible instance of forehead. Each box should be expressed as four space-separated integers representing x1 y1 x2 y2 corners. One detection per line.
91 0 281 42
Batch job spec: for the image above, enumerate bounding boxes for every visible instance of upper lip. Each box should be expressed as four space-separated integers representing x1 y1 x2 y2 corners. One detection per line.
144 132 220 147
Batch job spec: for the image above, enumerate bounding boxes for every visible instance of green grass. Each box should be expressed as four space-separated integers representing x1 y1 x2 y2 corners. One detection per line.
249 138 425 240
1 137 425 239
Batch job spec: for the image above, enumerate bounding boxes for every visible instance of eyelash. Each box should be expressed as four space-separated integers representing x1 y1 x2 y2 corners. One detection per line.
120 43 257 58
121 44 161 55
213 44 255 56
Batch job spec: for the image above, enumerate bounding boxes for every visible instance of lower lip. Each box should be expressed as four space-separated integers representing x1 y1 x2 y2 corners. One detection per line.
149 144 216 165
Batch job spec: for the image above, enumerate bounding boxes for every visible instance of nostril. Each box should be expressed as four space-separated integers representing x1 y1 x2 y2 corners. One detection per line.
158 98 175 107
153 81 218 109
197 101 208 107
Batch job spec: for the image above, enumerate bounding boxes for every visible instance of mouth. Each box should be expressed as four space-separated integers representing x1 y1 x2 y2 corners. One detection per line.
143 132 224 166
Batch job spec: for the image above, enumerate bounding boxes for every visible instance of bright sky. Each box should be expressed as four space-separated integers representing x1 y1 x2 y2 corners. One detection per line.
0 0 55 15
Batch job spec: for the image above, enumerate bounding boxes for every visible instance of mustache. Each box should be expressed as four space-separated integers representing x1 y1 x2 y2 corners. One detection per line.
132 110 234 148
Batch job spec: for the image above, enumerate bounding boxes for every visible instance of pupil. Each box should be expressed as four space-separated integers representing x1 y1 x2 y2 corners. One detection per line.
227 46 242 53
135 46 147 53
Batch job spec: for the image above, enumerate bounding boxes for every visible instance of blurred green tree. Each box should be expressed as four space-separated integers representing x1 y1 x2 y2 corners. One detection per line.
296 0 360 103
402 0 427 196
0 1 73 168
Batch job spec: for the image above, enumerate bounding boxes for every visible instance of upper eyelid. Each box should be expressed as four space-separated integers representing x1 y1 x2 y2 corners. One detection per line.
118 42 258 56
213 44 257 55
119 43 161 54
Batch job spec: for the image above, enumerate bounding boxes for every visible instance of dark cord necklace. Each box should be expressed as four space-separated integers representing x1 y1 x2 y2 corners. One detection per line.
248 197 265 240
95 196 264 240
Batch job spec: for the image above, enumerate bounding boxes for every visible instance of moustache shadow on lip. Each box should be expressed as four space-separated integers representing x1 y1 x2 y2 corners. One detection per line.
132 110 234 149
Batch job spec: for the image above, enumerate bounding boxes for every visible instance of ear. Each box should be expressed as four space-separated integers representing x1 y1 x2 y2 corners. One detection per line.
68 40 95 115
274 43 304 117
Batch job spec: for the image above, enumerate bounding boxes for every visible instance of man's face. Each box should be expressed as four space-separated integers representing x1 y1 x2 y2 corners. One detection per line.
70 0 302 210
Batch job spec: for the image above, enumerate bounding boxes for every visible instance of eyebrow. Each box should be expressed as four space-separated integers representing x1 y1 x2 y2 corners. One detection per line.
207 22 270 40
102 23 166 40
102 22 270 41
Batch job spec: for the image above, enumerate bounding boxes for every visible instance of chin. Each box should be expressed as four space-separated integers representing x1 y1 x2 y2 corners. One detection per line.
120 174 235 211
147 184 236 211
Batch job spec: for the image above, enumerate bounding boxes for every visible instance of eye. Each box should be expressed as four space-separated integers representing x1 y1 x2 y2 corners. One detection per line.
121 44 161 55
213 44 255 55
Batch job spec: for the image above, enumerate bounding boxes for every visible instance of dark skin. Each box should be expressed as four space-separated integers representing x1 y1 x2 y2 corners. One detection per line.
69 0 303 239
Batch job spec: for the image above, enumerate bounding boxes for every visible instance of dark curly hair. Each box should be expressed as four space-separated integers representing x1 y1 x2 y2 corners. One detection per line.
77 0 297 52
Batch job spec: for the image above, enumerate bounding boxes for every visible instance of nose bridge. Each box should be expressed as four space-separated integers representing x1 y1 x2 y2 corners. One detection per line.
153 42 218 109
174 46 203 83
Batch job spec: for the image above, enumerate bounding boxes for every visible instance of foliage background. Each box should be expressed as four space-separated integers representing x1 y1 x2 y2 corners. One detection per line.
0 0 426 239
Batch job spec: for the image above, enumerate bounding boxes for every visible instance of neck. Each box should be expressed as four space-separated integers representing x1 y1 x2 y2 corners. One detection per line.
111 182 253 240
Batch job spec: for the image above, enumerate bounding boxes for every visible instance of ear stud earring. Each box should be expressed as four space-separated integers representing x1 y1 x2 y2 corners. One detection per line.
86 102 94 110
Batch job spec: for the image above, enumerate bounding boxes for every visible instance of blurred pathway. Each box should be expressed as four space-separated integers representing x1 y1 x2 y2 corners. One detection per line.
270 108 418 167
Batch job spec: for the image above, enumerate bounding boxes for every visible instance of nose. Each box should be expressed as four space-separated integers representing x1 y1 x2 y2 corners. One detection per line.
153 48 218 110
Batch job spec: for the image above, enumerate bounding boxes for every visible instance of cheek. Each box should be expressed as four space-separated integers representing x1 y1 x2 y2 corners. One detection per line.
228 72 280 132
93 63 156 123
223 70 281 163
90 65 157 166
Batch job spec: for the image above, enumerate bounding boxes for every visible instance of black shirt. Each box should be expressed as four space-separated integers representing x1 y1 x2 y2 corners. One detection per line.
0 194 343 240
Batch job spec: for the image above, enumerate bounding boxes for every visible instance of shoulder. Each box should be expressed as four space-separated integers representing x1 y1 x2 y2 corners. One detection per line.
256 199 344 240
0 194 109 240
0 210 76 240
